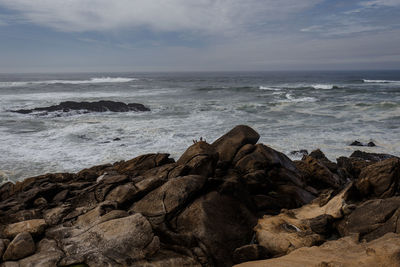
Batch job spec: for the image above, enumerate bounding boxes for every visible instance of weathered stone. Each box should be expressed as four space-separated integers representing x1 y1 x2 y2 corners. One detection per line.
0 239 10 259
114 153 173 176
105 183 137 206
308 149 338 173
43 205 71 225
212 125 260 164
2 232 35 261
356 158 400 198
58 214 159 265
131 175 207 218
2 219 46 239
18 238 64 267
235 233 400 267
350 150 397 162
295 156 342 190
337 156 373 180
233 244 270 264
337 197 400 241
175 191 256 266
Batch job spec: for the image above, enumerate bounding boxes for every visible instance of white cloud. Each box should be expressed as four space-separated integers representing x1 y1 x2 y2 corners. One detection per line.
361 0 400 7
0 0 320 33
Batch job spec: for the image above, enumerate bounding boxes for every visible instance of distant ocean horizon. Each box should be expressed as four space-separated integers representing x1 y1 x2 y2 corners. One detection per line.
1 70 400 183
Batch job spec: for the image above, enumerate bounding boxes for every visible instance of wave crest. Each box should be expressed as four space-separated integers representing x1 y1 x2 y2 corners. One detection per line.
0 77 137 87
362 79 400 84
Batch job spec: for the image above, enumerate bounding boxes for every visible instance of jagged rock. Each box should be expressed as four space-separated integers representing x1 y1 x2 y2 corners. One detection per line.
337 156 373 180
174 191 256 266
212 125 260 164
295 156 342 190
177 141 218 177
114 153 174 177
105 183 137 206
11 100 150 114
337 197 400 241
235 233 400 267
43 205 71 225
2 219 46 239
254 184 354 256
2 232 35 261
350 150 397 162
131 175 207 219
51 213 159 266
308 149 338 173
356 158 400 198
18 238 64 267
0 239 10 259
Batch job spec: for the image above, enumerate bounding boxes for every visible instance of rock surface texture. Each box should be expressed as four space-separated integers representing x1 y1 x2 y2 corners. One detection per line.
0 125 400 266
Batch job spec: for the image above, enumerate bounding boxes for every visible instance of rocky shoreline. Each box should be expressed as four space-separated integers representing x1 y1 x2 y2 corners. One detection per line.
0 125 399 266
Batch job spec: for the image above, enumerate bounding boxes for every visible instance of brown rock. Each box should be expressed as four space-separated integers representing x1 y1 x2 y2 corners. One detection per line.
2 232 35 261
356 158 400 198
18 238 64 267
337 156 373 180
131 175 207 218
212 125 260 164
105 183 137 206
235 233 400 267
233 244 270 264
2 219 46 239
175 191 256 266
0 239 10 259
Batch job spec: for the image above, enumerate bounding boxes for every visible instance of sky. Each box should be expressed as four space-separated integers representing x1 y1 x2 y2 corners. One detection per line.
0 0 400 72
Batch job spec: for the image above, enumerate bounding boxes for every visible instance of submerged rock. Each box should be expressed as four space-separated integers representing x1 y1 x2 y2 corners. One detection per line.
11 100 150 115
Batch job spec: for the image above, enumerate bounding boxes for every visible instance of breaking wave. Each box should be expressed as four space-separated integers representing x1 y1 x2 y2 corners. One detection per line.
0 77 137 87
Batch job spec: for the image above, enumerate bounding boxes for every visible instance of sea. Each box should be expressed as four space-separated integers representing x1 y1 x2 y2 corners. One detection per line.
1 71 400 183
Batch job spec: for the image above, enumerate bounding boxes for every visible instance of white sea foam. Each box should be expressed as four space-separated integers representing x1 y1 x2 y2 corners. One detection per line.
311 84 336 90
0 77 137 87
363 79 400 84
259 86 282 91
280 93 317 103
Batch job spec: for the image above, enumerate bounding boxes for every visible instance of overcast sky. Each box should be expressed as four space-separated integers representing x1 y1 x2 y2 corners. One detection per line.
0 0 400 72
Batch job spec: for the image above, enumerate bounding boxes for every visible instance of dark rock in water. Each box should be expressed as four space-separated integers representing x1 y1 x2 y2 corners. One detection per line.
350 140 376 147
367 141 376 147
11 100 150 114
113 138 121 141
289 150 308 157
350 140 363 146
350 150 397 162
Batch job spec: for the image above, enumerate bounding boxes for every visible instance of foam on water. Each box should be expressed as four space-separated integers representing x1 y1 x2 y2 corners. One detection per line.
279 93 318 103
0 77 137 87
311 84 336 90
259 86 282 91
363 79 400 84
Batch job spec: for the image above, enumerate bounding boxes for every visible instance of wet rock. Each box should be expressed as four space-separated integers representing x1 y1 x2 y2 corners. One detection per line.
212 125 260 164
356 158 400 198
367 141 376 147
2 232 35 261
308 149 338 173
289 150 308 157
350 140 363 146
11 100 150 114
2 219 46 239
337 156 373 180
235 233 400 267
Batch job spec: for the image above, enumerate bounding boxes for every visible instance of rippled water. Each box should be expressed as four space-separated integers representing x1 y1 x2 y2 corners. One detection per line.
1 71 400 182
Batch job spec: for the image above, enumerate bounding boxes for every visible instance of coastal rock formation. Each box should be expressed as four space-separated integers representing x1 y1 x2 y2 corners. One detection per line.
0 125 400 266
10 100 150 115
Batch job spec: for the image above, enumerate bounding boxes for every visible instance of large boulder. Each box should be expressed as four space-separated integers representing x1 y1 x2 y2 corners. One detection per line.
235 233 400 267
131 175 207 219
18 238 64 267
212 125 260 164
2 232 35 261
356 158 400 198
174 191 256 266
1 219 46 239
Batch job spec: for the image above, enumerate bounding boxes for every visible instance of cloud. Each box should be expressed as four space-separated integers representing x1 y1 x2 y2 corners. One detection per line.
0 0 320 34
361 0 400 7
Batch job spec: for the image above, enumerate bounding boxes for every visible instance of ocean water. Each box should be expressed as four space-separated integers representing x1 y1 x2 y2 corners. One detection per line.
1 71 400 183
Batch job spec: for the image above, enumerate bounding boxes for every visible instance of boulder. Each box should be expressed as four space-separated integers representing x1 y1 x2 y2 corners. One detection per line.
356 158 400 198
18 238 64 267
131 175 207 219
337 156 373 180
174 191 256 266
295 156 342 190
2 219 46 239
350 150 397 162
212 125 260 164
2 232 35 261
177 141 218 177
233 245 270 264
337 197 400 241
11 100 150 114
0 239 10 259
235 233 400 267
53 214 159 266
